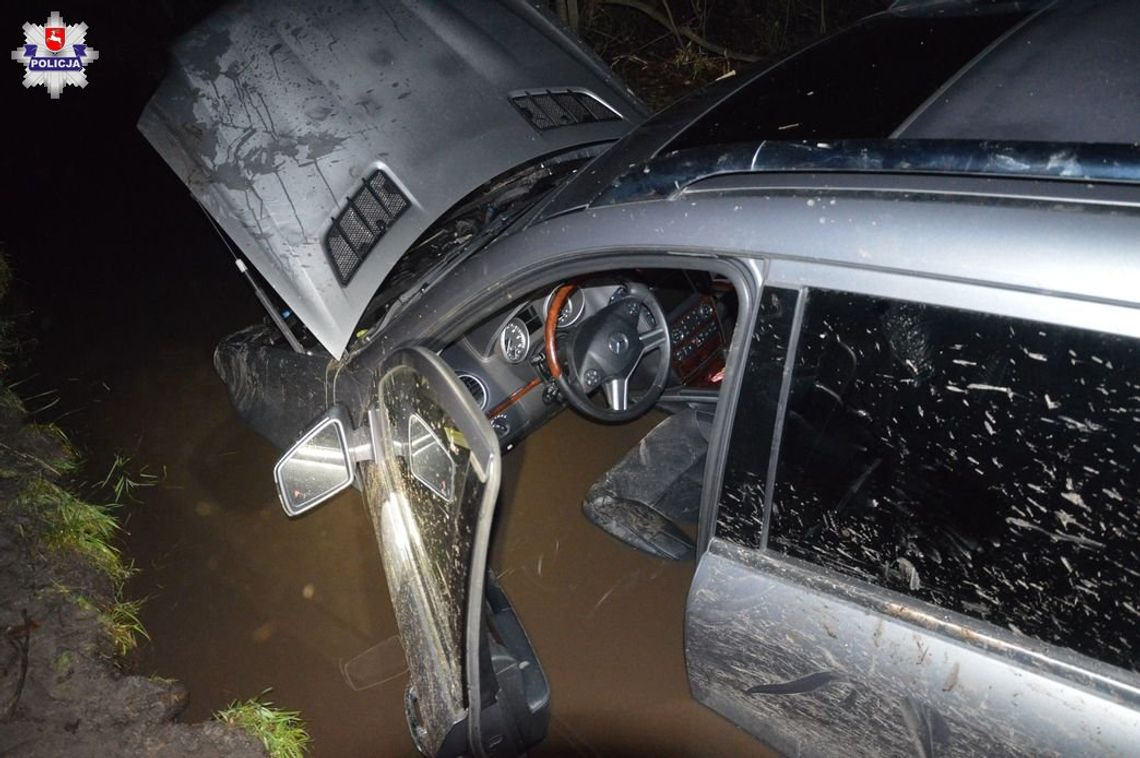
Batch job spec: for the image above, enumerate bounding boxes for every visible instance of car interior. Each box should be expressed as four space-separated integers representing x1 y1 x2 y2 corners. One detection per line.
440 266 740 561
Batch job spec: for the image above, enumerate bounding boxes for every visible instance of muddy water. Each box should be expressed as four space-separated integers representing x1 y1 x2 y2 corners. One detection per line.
115 391 768 756
494 414 767 757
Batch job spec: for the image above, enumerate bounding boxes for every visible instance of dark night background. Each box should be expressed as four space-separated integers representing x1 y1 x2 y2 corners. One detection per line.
2 0 255 387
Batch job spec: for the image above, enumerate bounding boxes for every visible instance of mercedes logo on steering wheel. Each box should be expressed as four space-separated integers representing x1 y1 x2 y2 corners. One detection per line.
608 332 629 355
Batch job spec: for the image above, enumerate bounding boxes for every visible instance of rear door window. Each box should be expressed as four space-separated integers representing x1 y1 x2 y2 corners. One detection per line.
764 289 1138 670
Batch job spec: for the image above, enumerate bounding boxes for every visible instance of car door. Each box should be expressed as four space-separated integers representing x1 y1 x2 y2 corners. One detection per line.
358 347 549 756
280 346 551 752
687 275 1140 756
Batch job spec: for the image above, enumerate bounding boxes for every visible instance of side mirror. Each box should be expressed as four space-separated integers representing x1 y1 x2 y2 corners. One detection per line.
274 406 369 517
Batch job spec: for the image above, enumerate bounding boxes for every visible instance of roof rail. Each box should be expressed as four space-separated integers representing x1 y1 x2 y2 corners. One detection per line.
596 139 1140 206
888 0 1047 14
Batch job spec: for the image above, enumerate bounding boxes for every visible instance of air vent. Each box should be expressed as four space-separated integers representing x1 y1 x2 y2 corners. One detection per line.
458 374 488 411
511 89 620 132
325 169 410 285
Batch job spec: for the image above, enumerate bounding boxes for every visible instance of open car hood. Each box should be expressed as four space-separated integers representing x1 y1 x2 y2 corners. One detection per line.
139 0 645 357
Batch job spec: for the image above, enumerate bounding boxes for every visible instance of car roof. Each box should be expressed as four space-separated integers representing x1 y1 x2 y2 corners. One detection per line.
540 0 1140 218
897 0 1140 142
593 140 1140 207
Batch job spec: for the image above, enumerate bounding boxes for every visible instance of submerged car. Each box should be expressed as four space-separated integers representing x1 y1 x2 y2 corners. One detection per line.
140 0 1140 754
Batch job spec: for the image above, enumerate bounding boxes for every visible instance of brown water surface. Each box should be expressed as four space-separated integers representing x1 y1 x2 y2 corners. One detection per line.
116 389 767 755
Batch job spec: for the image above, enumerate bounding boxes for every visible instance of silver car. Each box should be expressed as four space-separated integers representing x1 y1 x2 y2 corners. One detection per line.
141 0 1140 754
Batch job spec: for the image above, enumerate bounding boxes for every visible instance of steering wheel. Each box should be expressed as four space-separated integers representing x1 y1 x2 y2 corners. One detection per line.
545 282 671 423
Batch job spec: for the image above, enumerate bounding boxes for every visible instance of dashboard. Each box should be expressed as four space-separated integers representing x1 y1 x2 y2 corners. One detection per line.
441 273 732 448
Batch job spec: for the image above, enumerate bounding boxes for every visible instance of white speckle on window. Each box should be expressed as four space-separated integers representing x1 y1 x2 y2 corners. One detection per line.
967 383 1014 400
1061 491 1087 510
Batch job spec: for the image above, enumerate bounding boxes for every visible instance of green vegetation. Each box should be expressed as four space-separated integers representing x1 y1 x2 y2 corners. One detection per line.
0 254 151 661
16 476 129 584
23 422 81 475
103 591 150 656
0 385 24 416
4 458 156 659
96 452 163 504
0 423 81 479
215 695 312 758
4 450 154 661
3 228 306 750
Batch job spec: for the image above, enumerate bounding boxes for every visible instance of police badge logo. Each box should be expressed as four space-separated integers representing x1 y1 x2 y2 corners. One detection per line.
11 12 99 99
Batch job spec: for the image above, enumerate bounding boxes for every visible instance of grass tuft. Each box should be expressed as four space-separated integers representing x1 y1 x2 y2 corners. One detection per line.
103 592 150 656
0 252 152 662
24 422 82 476
17 476 130 584
215 695 311 758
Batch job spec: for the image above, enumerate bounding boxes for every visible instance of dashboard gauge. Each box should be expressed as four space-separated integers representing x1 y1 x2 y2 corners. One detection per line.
499 318 530 363
544 287 586 327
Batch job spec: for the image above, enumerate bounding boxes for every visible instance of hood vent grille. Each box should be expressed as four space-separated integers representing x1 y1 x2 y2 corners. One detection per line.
325 169 410 285
511 89 620 131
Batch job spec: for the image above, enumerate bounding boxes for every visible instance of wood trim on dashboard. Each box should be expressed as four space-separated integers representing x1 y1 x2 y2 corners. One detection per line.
487 377 541 419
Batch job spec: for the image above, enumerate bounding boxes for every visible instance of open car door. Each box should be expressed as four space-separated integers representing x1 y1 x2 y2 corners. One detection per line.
275 346 548 756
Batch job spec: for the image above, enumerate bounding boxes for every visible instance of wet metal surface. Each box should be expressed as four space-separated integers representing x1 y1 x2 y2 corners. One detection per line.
687 542 1140 757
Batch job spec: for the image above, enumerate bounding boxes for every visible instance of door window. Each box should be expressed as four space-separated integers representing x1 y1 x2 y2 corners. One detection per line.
762 289 1138 671
715 286 799 545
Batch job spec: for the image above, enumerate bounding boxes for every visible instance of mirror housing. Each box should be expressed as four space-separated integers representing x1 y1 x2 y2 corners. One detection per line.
273 405 372 517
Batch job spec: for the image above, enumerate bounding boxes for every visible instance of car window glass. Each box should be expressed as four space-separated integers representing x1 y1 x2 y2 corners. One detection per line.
715 287 799 545
664 11 1029 149
769 289 1138 671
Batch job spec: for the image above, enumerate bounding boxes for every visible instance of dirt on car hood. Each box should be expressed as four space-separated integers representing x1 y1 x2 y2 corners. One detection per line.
139 0 645 357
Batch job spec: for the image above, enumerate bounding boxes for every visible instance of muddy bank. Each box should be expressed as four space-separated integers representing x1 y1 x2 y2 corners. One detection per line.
0 390 264 756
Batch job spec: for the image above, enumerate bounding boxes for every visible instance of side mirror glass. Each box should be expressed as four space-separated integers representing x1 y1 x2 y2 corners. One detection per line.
274 409 355 516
